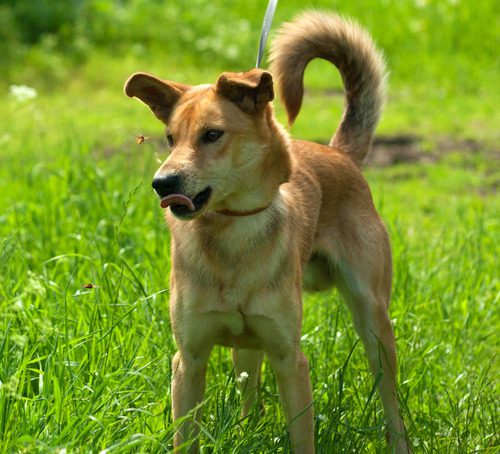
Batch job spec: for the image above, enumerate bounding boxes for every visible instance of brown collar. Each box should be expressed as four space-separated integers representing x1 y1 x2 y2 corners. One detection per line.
215 205 270 217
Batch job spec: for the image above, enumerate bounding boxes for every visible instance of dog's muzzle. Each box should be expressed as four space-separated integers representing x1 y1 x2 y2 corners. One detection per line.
152 174 212 218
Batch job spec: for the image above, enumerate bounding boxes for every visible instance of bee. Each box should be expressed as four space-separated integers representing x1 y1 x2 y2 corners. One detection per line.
82 283 99 289
136 135 149 144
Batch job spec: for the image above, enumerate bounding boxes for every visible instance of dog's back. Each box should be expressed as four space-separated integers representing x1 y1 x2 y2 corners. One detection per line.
268 13 389 293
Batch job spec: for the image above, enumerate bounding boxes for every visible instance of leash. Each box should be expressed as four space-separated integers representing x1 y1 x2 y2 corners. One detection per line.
256 0 279 68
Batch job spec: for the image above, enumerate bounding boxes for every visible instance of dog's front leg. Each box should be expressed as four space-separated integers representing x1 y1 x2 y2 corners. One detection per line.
268 348 315 454
172 348 211 453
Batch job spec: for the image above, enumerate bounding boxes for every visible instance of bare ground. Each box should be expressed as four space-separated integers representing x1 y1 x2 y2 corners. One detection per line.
365 135 498 167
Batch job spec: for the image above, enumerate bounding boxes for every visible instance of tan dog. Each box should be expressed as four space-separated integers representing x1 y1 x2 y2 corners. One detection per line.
125 12 410 454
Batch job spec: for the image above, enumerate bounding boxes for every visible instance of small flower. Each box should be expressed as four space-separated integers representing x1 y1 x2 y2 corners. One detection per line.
237 371 249 383
9 84 38 102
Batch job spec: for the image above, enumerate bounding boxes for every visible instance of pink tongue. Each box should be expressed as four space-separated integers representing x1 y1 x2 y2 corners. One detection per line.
160 194 196 211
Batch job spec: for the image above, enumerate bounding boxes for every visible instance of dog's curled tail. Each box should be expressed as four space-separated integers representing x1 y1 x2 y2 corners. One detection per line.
269 12 387 165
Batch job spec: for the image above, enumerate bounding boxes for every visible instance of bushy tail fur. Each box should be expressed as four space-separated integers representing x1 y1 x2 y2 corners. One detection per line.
269 12 387 165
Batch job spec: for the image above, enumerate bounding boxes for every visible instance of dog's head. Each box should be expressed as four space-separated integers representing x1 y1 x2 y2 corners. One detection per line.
124 69 291 220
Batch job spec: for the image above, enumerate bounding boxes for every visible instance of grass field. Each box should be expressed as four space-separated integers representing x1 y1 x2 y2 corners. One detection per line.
1 1 499 452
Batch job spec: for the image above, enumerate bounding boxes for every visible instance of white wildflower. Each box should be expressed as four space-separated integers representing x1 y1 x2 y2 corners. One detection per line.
237 371 249 383
9 84 38 102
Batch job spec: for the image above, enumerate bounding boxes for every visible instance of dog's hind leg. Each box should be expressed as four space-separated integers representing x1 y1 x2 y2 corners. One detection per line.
341 290 408 452
335 246 410 453
232 348 264 417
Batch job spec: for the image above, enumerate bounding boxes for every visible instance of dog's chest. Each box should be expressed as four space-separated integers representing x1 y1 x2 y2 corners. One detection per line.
171 213 291 314
171 229 295 350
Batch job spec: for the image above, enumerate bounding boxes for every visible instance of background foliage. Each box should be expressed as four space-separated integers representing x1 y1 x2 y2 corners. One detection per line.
1 0 499 85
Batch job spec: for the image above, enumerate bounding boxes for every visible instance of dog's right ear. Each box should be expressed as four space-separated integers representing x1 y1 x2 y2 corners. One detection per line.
124 72 189 124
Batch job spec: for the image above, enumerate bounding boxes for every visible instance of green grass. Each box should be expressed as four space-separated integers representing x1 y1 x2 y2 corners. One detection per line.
1 1 499 452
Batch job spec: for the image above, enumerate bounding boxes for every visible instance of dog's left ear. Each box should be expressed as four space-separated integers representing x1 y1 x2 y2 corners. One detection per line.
216 69 274 114
124 72 189 124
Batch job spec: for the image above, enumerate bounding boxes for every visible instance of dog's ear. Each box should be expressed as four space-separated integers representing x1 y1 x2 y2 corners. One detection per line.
216 69 274 114
124 72 189 124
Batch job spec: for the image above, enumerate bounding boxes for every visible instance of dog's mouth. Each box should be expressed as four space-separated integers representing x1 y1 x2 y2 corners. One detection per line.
160 187 212 218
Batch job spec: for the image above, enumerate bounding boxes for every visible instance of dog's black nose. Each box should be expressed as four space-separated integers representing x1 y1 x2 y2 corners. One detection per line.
152 174 181 197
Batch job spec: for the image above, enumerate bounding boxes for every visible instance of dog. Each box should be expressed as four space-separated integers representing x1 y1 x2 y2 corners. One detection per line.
124 11 410 454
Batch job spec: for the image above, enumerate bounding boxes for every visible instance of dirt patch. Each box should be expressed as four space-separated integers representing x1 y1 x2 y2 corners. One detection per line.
365 135 499 167
367 135 427 166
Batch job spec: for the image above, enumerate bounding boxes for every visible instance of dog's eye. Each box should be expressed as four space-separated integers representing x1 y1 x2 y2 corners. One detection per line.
166 134 174 147
201 130 224 144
